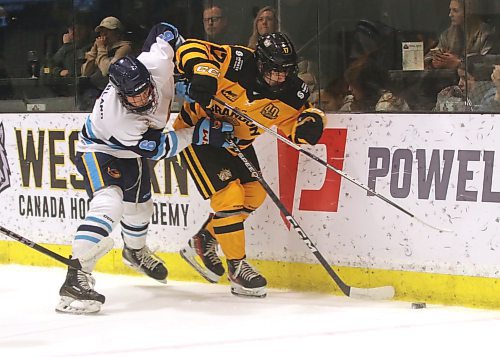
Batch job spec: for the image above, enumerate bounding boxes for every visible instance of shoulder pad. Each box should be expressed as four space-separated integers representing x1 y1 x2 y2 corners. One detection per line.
277 77 310 109
225 46 255 82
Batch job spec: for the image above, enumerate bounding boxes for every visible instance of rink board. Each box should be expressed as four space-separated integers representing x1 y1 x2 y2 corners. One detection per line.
0 112 499 308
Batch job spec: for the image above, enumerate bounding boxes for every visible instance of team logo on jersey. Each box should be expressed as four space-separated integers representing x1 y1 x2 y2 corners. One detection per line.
107 167 122 179
260 103 280 120
217 168 232 182
0 123 11 194
221 89 238 102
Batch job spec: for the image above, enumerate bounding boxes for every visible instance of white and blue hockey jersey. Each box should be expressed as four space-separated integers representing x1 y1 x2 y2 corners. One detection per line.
77 35 193 160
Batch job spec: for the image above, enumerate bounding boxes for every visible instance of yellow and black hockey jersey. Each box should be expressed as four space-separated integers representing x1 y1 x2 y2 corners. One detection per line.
173 39 312 148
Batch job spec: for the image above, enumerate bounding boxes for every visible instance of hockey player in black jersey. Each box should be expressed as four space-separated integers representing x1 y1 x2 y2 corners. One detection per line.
174 32 326 298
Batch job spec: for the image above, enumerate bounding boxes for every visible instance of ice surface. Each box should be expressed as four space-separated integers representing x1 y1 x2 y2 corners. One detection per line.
1 265 499 357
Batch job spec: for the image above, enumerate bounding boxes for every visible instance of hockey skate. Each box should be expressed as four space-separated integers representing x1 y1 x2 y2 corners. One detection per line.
227 258 267 298
180 229 225 283
122 245 168 283
55 266 105 314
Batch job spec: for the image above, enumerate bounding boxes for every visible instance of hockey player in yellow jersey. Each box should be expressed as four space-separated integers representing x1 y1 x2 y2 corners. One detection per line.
174 32 326 298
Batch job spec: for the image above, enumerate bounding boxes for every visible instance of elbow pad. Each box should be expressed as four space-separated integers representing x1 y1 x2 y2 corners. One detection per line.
292 108 326 145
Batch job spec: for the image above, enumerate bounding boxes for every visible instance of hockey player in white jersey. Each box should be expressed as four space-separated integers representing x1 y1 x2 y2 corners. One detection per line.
55 23 234 314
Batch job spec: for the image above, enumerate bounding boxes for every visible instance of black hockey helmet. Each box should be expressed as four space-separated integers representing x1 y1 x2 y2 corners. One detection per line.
109 55 157 113
255 32 298 93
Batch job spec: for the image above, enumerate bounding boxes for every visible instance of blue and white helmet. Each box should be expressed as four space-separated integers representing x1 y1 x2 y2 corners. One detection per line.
109 55 157 113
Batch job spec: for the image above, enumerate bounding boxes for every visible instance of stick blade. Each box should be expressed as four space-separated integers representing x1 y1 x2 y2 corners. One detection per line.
349 285 395 300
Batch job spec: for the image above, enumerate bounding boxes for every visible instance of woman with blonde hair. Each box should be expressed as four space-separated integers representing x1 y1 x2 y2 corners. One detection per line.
425 0 495 69
248 6 318 93
247 6 279 49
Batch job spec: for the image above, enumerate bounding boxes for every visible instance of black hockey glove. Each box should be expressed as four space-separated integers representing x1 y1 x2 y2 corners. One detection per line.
193 118 234 148
188 63 220 108
292 108 326 145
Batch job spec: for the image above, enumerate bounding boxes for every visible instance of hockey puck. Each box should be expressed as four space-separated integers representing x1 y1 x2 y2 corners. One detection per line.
411 302 426 309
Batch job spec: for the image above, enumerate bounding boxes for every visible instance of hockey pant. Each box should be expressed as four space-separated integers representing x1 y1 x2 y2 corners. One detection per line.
181 144 267 259
72 152 154 271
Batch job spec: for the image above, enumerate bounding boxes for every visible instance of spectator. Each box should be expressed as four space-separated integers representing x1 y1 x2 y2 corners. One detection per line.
435 56 497 111
81 16 132 84
247 6 279 49
51 21 93 77
247 6 318 95
480 64 500 111
340 55 410 112
202 3 230 44
80 16 132 109
425 0 495 70
317 77 348 112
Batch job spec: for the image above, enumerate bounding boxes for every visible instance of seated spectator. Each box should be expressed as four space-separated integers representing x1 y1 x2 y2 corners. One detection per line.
340 55 410 112
247 6 279 49
247 6 318 95
424 0 495 70
479 64 500 111
316 77 348 112
202 3 233 44
80 16 132 109
51 21 93 77
434 56 495 111
81 16 132 85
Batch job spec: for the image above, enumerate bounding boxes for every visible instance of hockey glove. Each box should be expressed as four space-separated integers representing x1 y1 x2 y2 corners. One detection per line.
142 22 185 52
193 118 234 148
188 63 220 108
158 22 185 50
292 108 326 145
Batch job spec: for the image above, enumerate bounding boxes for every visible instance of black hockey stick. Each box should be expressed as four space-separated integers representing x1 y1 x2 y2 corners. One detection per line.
212 97 451 233
0 225 83 270
225 138 395 299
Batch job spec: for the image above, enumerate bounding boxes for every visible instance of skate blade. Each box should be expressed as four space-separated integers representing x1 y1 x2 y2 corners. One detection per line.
55 296 102 315
122 259 168 284
230 284 267 298
179 247 223 283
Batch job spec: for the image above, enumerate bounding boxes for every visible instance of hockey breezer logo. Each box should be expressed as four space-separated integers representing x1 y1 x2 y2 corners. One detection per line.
217 168 232 181
0 122 11 194
107 167 121 179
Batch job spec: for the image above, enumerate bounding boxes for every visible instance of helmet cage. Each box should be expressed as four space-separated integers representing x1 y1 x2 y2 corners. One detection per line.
116 78 158 114
255 33 298 93
109 56 158 114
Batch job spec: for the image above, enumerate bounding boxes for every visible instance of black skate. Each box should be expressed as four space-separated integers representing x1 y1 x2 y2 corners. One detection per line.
227 258 267 298
55 266 105 314
122 245 168 283
180 229 225 283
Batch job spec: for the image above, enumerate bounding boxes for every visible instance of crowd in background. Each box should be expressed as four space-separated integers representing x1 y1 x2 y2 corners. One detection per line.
0 0 499 113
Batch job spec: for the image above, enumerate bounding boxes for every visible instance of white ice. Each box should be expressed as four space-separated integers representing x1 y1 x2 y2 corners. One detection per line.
1 265 499 357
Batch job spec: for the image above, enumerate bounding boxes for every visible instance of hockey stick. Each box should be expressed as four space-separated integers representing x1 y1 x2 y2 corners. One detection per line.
0 225 83 270
225 138 395 300
212 97 451 233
